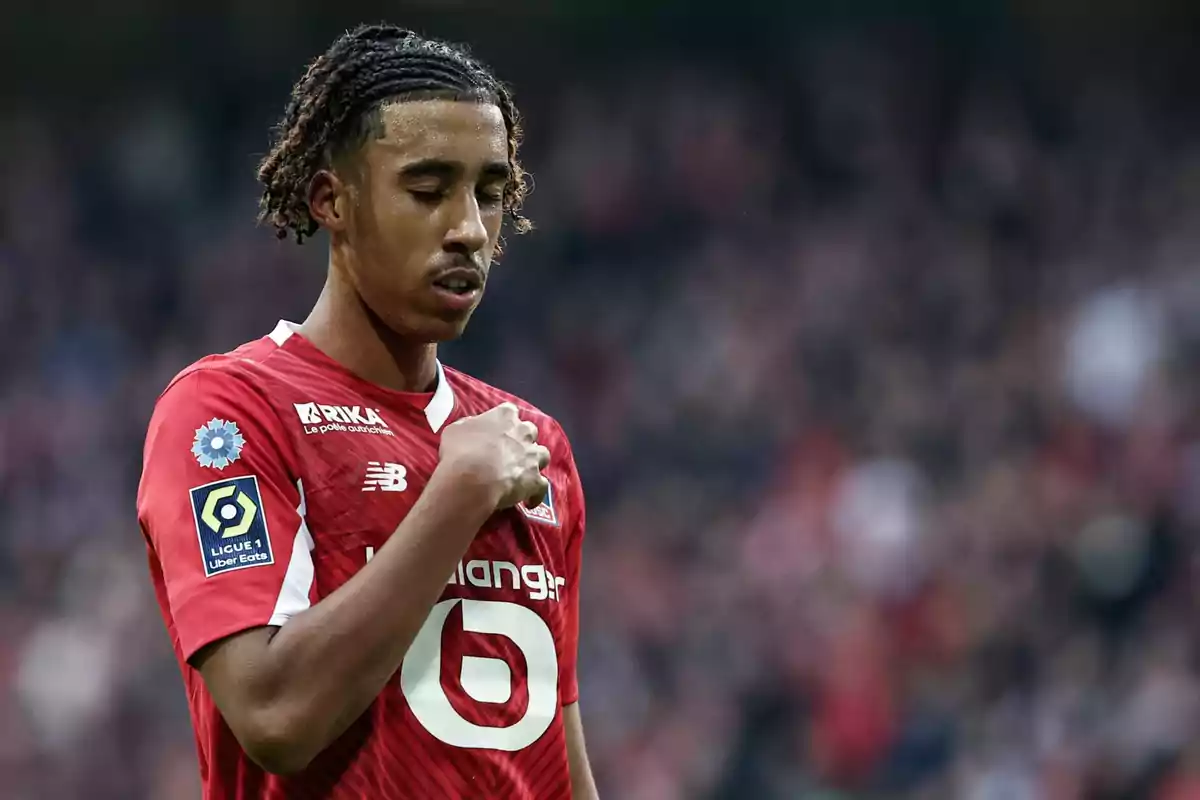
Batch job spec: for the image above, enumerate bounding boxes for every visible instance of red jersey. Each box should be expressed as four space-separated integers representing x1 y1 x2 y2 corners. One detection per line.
136 321 585 800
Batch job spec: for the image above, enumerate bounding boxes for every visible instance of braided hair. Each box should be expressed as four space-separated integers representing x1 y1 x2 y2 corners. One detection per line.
257 24 531 244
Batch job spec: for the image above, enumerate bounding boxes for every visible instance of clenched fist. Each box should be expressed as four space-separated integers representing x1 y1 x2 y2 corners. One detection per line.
439 402 551 511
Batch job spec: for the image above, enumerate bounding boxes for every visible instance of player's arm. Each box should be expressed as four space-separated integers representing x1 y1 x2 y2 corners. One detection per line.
201 402 546 775
191 455 502 774
565 703 599 799
142 373 547 775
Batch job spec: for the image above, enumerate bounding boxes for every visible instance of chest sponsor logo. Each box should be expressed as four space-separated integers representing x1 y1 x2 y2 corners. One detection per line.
293 402 394 436
362 461 408 492
189 475 274 577
402 599 558 751
447 557 566 602
365 548 565 604
362 550 563 749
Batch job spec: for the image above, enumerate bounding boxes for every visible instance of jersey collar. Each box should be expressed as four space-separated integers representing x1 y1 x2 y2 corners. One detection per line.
424 361 454 433
269 319 456 433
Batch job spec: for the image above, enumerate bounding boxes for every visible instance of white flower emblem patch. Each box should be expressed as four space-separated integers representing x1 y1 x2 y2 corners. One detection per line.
191 418 246 470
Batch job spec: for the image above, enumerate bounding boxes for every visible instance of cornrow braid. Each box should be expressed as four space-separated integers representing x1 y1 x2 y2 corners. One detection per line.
257 24 532 244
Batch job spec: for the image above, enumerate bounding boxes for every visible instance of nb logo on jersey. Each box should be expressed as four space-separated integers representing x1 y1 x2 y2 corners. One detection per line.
362 461 407 492
294 401 394 437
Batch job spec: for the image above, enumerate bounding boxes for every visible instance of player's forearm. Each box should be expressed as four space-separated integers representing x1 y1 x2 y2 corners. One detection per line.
242 463 498 771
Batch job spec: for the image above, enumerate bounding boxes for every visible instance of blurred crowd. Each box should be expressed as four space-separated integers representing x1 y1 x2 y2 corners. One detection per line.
1 19 1199 800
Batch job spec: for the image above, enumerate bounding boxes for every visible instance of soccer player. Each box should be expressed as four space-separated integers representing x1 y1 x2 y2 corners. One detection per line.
136 24 599 800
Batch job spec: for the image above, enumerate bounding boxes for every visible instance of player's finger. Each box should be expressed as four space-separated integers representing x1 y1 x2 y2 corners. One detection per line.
494 402 518 419
534 445 551 470
525 475 550 509
518 420 539 443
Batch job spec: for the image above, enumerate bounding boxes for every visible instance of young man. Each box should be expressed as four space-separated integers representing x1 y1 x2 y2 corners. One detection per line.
136 24 599 799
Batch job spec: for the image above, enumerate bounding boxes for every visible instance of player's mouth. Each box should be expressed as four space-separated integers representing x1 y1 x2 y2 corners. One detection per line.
429 266 484 312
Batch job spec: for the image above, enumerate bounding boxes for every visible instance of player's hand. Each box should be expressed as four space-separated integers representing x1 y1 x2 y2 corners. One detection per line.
439 402 551 511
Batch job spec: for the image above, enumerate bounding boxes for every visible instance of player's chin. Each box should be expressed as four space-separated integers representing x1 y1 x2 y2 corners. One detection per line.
421 291 483 338
380 291 481 341
425 315 473 341
415 305 478 342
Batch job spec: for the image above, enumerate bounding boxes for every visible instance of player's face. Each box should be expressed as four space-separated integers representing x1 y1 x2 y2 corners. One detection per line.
346 100 508 341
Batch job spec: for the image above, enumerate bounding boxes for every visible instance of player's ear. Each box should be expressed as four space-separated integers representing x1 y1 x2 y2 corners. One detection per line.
308 168 350 234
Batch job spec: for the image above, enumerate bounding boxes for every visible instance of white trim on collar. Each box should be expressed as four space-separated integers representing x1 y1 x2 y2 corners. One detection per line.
267 319 295 347
424 361 455 433
268 320 455 433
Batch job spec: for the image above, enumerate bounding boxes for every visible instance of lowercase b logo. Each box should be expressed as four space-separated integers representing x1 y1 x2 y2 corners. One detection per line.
400 599 558 751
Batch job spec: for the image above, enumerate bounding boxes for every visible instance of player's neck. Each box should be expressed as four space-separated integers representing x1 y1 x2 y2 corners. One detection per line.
300 276 439 394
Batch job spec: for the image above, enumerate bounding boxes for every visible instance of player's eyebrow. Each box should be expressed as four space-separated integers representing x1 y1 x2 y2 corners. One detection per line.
399 158 510 182
399 159 461 181
478 162 511 182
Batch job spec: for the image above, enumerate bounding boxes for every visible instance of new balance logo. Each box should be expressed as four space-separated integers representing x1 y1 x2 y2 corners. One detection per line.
294 401 394 437
363 461 408 492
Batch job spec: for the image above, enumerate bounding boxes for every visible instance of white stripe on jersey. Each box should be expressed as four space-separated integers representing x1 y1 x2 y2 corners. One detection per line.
268 478 315 626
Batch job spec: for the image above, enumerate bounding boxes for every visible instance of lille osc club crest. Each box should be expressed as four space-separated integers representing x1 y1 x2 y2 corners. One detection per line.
518 482 559 526
192 418 246 469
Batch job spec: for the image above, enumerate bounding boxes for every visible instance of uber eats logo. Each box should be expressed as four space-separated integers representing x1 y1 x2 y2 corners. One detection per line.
189 476 274 577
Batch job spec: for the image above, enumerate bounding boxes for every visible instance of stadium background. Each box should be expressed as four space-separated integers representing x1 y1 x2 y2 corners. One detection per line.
3 2 1200 797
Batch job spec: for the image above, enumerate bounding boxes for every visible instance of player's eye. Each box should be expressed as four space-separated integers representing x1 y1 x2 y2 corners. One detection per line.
477 186 504 206
409 189 445 204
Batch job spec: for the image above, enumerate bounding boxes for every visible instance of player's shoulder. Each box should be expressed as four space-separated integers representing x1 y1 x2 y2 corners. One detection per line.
151 334 289 421
159 340 278 407
444 365 570 442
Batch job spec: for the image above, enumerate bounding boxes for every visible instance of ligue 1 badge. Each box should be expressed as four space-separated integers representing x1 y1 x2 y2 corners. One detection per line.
192 418 246 470
189 475 274 577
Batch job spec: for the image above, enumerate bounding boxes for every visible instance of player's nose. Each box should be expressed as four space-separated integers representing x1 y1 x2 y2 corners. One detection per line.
444 193 489 254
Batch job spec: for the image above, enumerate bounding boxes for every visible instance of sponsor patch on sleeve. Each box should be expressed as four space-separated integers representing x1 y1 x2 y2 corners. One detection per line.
518 481 559 527
189 476 274 577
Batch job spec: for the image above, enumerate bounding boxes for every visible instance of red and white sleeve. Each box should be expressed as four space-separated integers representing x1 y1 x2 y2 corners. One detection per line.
137 368 314 662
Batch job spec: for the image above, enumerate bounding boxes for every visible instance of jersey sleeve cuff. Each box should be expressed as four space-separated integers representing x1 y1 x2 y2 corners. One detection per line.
175 593 277 664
